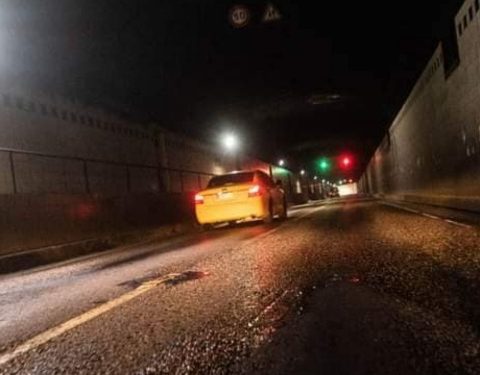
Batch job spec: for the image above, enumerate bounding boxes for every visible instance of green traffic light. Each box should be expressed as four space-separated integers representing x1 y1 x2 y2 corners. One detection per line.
317 157 331 173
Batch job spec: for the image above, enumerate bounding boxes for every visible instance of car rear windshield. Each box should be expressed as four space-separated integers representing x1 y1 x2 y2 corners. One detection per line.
207 172 254 188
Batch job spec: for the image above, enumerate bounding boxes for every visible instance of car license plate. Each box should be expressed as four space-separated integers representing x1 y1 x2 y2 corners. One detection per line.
218 192 233 200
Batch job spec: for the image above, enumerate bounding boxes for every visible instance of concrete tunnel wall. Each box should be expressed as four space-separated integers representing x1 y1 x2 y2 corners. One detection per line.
0 89 304 256
359 0 480 212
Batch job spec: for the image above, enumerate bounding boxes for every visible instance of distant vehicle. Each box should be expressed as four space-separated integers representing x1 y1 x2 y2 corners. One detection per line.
329 187 340 198
195 170 287 228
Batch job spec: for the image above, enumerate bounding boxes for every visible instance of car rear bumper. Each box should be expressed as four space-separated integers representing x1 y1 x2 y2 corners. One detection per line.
195 198 266 224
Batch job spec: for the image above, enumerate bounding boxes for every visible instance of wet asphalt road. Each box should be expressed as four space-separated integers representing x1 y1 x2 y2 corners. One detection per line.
2 197 480 374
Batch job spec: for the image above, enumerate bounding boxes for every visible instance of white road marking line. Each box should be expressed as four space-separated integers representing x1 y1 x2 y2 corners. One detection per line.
422 213 440 220
0 275 174 367
382 201 473 229
381 202 420 214
0 206 324 366
242 206 325 246
444 219 472 228
291 205 325 221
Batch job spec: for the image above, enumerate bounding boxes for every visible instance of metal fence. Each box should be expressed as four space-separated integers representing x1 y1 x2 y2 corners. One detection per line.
0 147 215 195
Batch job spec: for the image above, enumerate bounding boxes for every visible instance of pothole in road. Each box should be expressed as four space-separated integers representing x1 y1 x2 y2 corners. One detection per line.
118 274 158 289
163 270 210 287
118 270 210 290
92 299 108 305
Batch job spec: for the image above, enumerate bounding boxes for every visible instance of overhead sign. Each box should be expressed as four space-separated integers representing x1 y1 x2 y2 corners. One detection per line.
262 3 282 23
229 5 250 28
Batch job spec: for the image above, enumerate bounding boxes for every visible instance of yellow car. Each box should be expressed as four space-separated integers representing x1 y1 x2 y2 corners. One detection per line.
195 170 287 227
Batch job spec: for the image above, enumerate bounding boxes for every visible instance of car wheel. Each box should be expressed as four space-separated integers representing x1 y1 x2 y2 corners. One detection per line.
262 199 273 224
202 224 213 231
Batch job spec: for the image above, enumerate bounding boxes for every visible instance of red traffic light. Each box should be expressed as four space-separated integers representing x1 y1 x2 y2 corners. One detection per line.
338 154 353 169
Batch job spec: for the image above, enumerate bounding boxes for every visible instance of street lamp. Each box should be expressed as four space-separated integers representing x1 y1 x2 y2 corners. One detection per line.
300 169 306 175
222 133 239 152
221 132 241 169
278 159 285 166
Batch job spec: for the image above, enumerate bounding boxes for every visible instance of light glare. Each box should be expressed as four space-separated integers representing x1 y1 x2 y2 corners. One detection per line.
222 133 238 151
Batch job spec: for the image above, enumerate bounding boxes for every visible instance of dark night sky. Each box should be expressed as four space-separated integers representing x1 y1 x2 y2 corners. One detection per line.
0 0 463 176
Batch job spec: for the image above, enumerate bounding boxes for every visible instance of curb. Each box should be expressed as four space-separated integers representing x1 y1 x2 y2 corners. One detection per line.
374 194 480 215
0 222 198 276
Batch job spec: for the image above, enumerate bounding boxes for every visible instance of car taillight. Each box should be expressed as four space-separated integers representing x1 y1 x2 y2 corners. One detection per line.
195 194 204 204
248 184 262 197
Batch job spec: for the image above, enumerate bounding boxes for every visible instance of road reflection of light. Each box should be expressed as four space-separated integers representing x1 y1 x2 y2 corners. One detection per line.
349 276 361 284
244 226 315 345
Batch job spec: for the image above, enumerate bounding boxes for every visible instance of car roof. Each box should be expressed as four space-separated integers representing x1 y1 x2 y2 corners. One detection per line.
218 170 262 176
